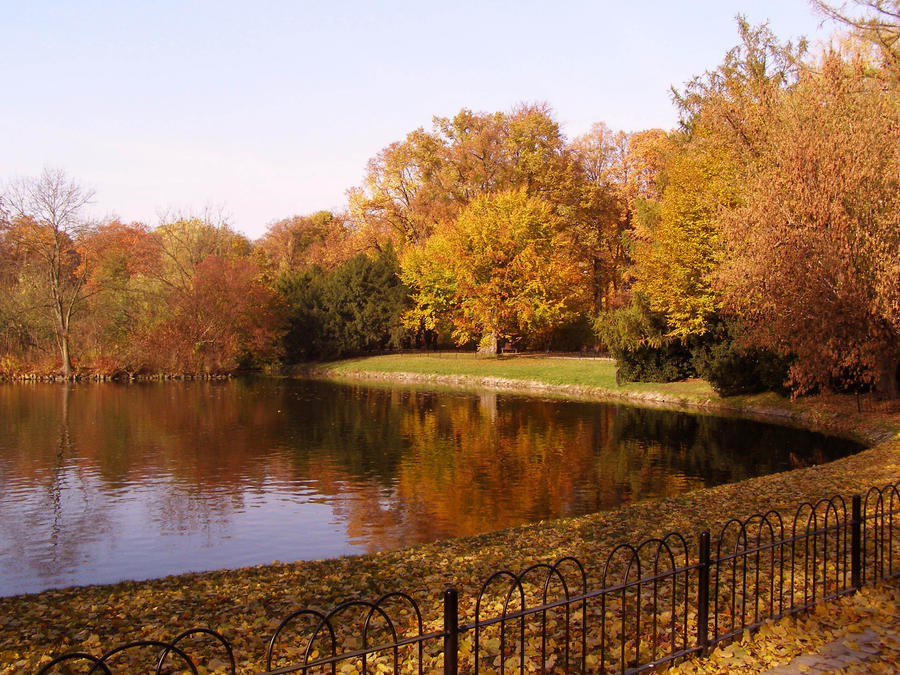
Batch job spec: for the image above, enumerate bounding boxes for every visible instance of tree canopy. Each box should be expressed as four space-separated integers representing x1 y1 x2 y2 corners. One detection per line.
719 49 900 396
402 189 585 354
4 15 900 398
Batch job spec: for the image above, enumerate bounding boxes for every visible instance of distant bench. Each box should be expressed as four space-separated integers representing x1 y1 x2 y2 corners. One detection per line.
501 345 518 355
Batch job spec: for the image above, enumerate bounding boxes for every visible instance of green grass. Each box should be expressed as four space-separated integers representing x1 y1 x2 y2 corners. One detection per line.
317 353 718 399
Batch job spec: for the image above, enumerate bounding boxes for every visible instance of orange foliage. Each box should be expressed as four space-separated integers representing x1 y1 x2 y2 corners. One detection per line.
83 220 158 285
146 255 283 373
720 51 900 396
257 211 355 274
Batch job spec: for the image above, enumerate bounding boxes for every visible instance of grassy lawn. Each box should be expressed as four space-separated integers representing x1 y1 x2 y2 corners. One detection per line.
317 353 718 399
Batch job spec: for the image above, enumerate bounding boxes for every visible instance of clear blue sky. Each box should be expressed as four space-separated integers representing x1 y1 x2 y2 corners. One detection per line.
2 1 838 240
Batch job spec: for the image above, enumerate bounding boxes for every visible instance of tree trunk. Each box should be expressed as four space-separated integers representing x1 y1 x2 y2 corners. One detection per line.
55 303 73 379
51 243 74 379
59 330 73 379
478 331 498 356
592 257 604 317
875 352 899 400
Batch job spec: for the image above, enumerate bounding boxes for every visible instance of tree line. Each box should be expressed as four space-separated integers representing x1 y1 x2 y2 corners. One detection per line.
1 1 898 398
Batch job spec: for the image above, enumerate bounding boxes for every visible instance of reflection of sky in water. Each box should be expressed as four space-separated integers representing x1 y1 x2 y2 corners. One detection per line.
0 463 357 596
0 379 863 597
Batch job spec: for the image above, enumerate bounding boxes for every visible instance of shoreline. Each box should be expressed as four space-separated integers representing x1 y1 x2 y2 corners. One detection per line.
3 357 899 672
296 359 897 445
0 372 234 383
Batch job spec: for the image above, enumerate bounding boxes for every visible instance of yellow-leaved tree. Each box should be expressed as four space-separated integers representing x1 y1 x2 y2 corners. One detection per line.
401 189 585 354
633 137 738 339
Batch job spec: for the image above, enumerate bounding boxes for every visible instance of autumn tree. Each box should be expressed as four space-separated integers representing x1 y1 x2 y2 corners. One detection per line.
402 189 585 354
118 215 283 373
614 23 800 342
350 104 582 254
348 128 453 249
632 137 738 339
570 124 673 316
0 199 28 362
483 102 578 205
814 0 900 77
569 123 629 316
148 254 282 372
152 216 250 292
674 19 802 156
2 169 95 377
595 128 738 381
719 49 900 397
598 21 801 386
79 221 159 370
622 18 900 397
355 103 618 351
257 210 354 275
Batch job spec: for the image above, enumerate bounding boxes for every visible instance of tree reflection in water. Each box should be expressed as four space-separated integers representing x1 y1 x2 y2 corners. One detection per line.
0 378 862 595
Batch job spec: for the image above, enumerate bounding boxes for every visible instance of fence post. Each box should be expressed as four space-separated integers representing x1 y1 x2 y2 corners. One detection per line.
851 494 862 590
443 587 459 675
696 530 711 655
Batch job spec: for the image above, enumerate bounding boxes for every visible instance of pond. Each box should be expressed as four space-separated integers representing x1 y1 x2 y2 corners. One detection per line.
0 377 863 597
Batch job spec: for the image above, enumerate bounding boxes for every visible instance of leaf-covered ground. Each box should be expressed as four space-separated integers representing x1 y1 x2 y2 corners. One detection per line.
2 369 898 673
670 577 900 674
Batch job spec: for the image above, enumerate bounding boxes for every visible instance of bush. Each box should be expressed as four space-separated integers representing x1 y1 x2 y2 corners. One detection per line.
597 298 791 391
596 294 696 383
320 246 410 356
691 325 791 397
616 342 696 382
275 267 327 362
275 244 412 362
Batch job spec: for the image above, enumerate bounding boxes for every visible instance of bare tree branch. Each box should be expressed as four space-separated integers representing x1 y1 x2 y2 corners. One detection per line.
2 169 94 377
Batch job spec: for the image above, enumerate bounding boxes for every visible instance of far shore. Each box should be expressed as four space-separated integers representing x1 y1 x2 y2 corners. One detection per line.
2 354 898 673
290 353 899 445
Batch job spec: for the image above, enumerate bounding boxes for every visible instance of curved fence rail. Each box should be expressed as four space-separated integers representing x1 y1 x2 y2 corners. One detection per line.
36 481 900 674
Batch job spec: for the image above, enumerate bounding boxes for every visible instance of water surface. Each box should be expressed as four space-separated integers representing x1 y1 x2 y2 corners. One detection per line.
0 378 863 596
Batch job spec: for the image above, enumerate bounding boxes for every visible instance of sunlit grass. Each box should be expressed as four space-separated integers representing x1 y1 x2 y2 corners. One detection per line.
317 353 719 399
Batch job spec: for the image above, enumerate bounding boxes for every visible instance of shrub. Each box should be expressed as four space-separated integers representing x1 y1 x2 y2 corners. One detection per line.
596 294 696 383
616 342 696 382
691 323 791 397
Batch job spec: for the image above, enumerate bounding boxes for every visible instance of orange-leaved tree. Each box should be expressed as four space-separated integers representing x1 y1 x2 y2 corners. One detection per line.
141 217 283 373
349 104 583 255
148 255 283 373
2 169 95 377
257 210 355 276
719 49 900 397
79 220 159 370
570 124 673 316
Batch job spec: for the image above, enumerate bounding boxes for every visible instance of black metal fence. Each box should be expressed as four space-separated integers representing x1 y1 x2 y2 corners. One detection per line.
37 482 899 674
